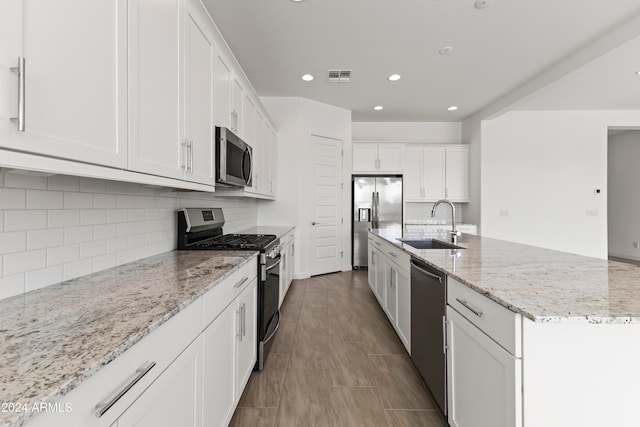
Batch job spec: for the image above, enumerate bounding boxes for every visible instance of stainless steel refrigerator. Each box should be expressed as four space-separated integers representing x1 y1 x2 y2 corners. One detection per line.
352 175 403 268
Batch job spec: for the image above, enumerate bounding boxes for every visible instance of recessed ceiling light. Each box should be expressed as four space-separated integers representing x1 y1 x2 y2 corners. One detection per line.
447 106 459 111
636 70 640 75
374 106 383 111
301 74 314 81
290 0 305 2
388 74 401 82
474 0 492 9
439 46 454 55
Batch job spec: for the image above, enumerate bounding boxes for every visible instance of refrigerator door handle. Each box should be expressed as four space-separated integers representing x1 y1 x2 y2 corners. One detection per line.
371 192 376 228
374 192 380 228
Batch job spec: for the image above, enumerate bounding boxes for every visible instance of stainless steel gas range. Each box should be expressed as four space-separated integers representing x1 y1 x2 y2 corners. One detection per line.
177 208 281 371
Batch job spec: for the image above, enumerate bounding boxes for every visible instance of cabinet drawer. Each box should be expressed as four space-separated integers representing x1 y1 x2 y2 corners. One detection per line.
447 277 521 357
202 255 258 328
28 299 202 427
376 237 410 271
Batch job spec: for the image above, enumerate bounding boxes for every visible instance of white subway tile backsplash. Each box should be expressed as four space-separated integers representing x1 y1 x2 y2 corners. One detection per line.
79 177 106 193
47 244 80 266
0 231 26 255
65 226 94 244
5 210 47 231
93 253 117 272
25 266 63 292
80 209 106 225
116 195 136 209
48 175 80 191
5 249 46 275
94 224 117 240
26 190 64 209
64 192 93 209
27 229 63 250
106 209 128 224
79 240 106 259
63 259 93 281
106 237 128 253
127 209 145 222
0 274 25 300
48 210 80 228
93 194 117 209
0 188 26 209
116 249 137 265
4 173 47 189
127 234 146 249
0 175 258 300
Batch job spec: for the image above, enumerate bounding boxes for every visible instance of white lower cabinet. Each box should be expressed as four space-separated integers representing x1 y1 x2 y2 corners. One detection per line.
446 307 522 427
367 233 411 353
279 230 295 306
113 338 202 427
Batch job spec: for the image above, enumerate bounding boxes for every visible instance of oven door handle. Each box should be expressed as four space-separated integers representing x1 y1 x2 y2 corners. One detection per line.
266 257 282 272
263 311 281 345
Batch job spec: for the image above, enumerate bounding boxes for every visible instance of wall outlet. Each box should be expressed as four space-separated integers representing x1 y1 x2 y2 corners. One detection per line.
634 242 639 249
499 209 509 216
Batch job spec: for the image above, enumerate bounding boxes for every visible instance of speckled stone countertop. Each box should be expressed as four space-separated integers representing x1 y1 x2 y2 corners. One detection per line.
0 250 257 427
372 229 640 324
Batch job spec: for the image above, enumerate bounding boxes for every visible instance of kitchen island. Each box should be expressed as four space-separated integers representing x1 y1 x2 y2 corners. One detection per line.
0 250 258 427
370 229 640 427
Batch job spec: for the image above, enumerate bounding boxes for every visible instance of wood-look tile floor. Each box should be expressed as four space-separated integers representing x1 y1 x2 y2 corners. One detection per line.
230 270 448 427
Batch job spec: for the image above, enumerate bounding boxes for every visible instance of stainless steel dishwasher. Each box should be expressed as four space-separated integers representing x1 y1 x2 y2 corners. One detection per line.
410 259 447 417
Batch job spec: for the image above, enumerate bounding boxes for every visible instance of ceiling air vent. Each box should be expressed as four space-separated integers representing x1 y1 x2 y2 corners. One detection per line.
327 70 352 83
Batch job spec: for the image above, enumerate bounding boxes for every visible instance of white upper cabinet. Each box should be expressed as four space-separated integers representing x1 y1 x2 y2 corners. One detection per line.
0 0 127 168
403 145 469 202
213 53 231 130
353 143 403 173
231 78 243 137
184 0 215 185
128 0 183 180
445 146 470 201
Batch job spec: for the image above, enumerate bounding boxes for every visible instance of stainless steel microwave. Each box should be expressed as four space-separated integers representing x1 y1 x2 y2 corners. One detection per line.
215 126 253 187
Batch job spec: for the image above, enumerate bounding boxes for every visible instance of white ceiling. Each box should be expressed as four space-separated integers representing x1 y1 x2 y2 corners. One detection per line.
201 0 640 122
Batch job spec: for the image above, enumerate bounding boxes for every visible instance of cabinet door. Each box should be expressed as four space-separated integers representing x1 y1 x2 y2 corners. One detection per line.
445 147 469 202
377 144 403 172
353 144 378 172
128 0 183 179
252 110 264 192
236 279 257 398
447 307 522 427
0 0 127 168
242 95 256 146
384 263 398 325
368 244 377 293
202 301 237 427
422 147 446 200
115 338 202 427
231 78 243 136
396 266 411 352
403 146 424 200
213 53 231 129
267 126 277 196
184 1 214 184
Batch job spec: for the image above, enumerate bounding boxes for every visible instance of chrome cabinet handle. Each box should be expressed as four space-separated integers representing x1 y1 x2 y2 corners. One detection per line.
241 302 246 338
234 277 249 288
182 139 188 170
94 361 156 417
389 252 397 258
456 298 483 317
188 140 194 173
442 316 447 354
10 57 25 132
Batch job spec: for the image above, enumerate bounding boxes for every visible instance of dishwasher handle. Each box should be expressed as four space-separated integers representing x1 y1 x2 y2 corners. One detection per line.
410 260 443 284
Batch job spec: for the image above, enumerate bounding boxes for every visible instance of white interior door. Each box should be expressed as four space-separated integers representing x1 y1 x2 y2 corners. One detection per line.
309 134 343 276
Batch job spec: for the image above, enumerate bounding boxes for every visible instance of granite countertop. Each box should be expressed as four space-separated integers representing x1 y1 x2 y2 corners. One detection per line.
372 228 640 324
0 250 257 427
237 225 294 239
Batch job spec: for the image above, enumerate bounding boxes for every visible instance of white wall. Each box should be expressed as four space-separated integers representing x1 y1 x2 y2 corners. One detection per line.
461 114 482 227
0 172 257 300
608 130 640 260
481 110 640 259
352 122 461 143
259 97 352 278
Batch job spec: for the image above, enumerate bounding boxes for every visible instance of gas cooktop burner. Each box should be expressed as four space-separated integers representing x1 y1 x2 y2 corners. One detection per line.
194 234 277 250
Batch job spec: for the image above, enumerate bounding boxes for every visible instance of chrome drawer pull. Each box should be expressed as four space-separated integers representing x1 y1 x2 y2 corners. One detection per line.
234 277 249 288
10 57 25 132
95 361 156 417
456 298 483 317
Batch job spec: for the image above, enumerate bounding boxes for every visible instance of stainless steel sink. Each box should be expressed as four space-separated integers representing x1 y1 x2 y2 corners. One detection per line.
401 239 464 250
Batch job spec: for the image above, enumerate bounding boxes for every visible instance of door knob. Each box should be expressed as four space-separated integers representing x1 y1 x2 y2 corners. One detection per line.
312 221 320 225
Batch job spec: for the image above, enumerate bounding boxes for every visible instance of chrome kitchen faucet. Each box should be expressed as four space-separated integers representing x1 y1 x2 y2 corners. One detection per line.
431 199 461 245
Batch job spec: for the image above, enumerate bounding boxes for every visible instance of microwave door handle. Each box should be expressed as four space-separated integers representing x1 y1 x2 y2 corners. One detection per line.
219 136 227 180
243 147 253 185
